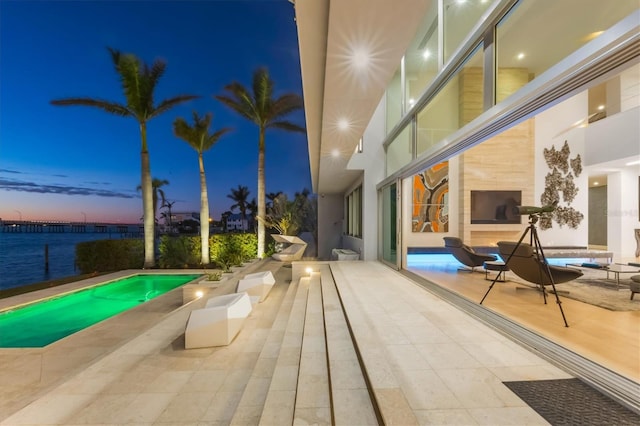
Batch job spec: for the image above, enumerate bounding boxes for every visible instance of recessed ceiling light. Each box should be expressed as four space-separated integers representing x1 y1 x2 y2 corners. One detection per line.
337 118 350 130
351 48 370 70
331 149 340 158
593 181 599 186
597 105 605 111
422 50 431 60
584 31 604 42
517 52 525 60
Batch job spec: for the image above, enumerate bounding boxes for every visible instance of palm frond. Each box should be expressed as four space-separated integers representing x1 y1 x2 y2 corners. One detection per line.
174 111 230 153
140 59 167 113
148 59 166 90
215 82 259 123
202 127 232 151
50 98 131 117
269 121 306 133
253 68 273 119
173 117 199 150
151 95 199 119
114 53 144 114
194 111 212 131
269 94 304 120
108 47 121 70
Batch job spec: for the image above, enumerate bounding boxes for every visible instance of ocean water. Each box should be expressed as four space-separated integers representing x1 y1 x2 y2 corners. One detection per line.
0 232 132 290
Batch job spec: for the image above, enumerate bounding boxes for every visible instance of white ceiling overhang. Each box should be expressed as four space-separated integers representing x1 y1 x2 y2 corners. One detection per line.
293 0 431 194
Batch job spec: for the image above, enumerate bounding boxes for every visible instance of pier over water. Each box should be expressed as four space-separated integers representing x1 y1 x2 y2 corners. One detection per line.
0 219 143 236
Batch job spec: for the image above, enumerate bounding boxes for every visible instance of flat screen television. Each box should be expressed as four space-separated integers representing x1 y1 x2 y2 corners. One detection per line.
470 190 522 224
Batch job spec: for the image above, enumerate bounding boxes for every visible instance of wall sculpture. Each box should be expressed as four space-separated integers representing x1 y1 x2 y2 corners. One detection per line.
412 161 449 232
539 140 584 230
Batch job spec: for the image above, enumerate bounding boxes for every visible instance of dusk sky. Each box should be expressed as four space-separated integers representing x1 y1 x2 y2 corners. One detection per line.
0 0 311 224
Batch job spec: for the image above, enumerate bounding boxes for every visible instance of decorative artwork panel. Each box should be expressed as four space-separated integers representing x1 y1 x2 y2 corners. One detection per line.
540 140 584 230
412 161 449 232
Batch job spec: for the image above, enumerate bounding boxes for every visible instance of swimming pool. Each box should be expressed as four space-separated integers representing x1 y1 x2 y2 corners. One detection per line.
0 274 200 348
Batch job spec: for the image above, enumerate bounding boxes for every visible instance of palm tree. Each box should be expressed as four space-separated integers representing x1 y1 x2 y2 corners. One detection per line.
247 198 258 232
227 185 251 232
173 112 231 265
221 210 232 233
51 47 198 268
266 191 282 209
215 68 305 258
137 178 169 225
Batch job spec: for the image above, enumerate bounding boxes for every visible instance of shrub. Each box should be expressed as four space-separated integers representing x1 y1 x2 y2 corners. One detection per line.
206 271 222 281
75 239 144 274
210 234 257 264
158 235 200 268
156 233 258 269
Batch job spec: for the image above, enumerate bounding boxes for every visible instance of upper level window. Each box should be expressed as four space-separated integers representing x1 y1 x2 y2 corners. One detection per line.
443 0 492 64
417 44 484 157
495 0 637 102
404 3 440 112
346 186 362 238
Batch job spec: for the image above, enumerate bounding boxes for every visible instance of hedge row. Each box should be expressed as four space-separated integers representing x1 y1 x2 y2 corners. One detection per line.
75 239 144 274
75 234 274 273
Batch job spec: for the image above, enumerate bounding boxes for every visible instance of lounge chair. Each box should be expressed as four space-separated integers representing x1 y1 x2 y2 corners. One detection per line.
443 237 497 272
271 234 307 262
184 292 252 349
497 241 583 286
237 271 276 303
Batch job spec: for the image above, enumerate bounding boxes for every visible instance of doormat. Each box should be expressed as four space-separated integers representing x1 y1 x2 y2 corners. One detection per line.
504 378 639 425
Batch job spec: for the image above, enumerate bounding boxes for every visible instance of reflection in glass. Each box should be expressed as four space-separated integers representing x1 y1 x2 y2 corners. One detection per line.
417 45 483 156
496 1 637 103
386 68 403 135
386 125 412 176
443 0 491 64
404 2 440 111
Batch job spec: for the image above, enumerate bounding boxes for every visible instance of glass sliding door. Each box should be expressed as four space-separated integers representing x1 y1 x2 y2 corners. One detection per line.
380 181 400 269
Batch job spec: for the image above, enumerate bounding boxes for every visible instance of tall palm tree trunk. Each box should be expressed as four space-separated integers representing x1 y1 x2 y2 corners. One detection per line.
257 128 266 258
199 154 210 265
140 123 155 268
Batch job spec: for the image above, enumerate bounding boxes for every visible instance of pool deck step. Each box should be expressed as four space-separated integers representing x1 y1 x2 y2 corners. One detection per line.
330 262 420 425
319 264 379 425
229 274 300 425
188 266 292 425
293 271 331 424
258 274 310 425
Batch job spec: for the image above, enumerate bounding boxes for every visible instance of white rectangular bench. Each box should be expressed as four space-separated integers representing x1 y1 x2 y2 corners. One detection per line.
332 248 360 260
237 270 276 303
185 292 252 349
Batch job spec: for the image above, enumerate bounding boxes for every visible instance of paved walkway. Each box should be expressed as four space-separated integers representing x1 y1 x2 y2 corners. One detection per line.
0 260 617 425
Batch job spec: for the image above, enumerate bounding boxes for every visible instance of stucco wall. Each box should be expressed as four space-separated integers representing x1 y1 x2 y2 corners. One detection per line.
317 194 344 260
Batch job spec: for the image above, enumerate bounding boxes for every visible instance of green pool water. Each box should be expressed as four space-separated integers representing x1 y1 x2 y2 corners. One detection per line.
0 274 200 348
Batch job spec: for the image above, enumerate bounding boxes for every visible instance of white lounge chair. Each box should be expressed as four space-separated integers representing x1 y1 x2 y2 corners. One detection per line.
185 292 252 349
237 271 276 303
271 234 307 262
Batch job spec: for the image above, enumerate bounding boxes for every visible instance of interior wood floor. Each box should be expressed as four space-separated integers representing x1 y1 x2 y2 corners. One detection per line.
407 262 640 381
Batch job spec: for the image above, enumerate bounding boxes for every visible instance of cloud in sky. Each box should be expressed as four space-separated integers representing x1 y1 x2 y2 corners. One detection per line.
0 177 137 199
0 168 22 174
